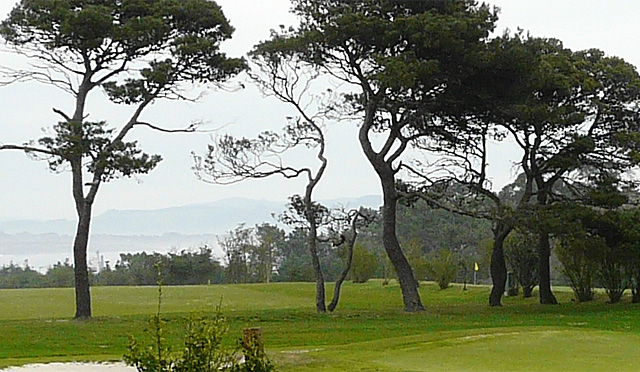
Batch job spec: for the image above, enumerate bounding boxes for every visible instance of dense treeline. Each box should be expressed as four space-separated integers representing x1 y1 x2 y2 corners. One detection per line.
0 201 494 289
0 247 224 289
5 179 638 304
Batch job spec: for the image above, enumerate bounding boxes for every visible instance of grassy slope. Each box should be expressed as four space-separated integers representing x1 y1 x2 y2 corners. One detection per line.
0 281 639 371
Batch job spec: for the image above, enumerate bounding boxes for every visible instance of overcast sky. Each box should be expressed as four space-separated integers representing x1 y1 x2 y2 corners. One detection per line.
1 0 639 222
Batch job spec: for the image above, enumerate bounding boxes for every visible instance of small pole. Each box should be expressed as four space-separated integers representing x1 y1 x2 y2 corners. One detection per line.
243 327 264 353
474 262 478 285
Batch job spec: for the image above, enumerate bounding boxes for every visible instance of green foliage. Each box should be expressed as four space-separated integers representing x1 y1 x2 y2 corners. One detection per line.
173 313 238 372
349 243 378 284
589 212 632 304
1 0 246 318
275 0 498 107
504 229 539 298
0 0 246 87
124 269 260 372
623 210 640 303
233 336 275 372
253 224 286 284
219 225 265 284
1 0 246 184
0 260 76 289
427 249 458 290
37 120 162 182
357 201 492 283
556 231 599 302
96 247 224 287
553 204 635 303
0 263 42 289
271 228 343 284
44 260 75 288
405 239 429 284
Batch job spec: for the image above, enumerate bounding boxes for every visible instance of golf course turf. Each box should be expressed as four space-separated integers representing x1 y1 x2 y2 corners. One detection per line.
1 281 638 371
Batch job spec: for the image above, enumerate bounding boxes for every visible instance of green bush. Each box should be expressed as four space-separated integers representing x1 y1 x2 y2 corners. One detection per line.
556 232 599 302
125 310 241 372
504 229 539 298
405 238 429 285
586 211 631 304
125 267 274 372
350 243 379 284
427 249 458 290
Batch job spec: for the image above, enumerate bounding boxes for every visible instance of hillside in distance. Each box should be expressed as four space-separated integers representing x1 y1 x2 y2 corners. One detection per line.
0 196 381 269
0 195 382 236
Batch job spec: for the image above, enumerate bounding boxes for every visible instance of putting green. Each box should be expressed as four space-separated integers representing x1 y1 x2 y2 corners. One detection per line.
277 327 640 372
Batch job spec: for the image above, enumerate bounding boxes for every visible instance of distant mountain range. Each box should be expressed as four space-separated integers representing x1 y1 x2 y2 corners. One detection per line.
0 195 381 236
0 196 381 269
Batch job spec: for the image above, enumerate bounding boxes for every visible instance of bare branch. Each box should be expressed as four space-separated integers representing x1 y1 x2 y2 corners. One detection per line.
52 108 72 122
134 121 199 133
0 143 56 156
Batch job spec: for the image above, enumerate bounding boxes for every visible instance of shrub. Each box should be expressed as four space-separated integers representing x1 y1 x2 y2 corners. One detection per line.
125 266 274 372
405 238 429 286
597 242 630 304
556 232 599 302
125 310 241 372
628 243 640 304
504 229 539 298
587 211 631 304
350 243 379 283
427 249 458 290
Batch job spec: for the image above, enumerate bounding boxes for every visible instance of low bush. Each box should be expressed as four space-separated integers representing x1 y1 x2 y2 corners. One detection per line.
556 232 599 302
427 249 458 290
125 267 274 372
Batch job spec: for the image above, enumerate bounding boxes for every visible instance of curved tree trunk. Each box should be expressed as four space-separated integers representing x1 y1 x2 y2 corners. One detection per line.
328 215 360 312
538 230 557 304
357 100 423 312
489 223 511 307
381 179 425 312
327 240 353 312
73 204 93 319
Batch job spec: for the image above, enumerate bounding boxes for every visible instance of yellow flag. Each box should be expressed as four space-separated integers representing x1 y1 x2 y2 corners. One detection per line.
474 262 479 271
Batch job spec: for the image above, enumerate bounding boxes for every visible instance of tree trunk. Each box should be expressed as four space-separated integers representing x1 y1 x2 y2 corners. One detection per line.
381 178 425 312
489 223 511 307
73 205 93 319
538 231 557 305
328 232 356 312
327 258 350 312
308 226 326 313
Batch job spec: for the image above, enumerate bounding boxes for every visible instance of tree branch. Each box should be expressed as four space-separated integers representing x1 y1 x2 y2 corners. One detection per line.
0 143 56 156
134 121 199 133
52 108 72 122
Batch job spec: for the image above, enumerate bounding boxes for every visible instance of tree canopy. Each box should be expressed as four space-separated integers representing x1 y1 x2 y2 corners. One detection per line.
0 0 245 319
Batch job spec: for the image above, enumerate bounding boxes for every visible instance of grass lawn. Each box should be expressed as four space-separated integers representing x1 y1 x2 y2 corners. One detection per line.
1 281 639 371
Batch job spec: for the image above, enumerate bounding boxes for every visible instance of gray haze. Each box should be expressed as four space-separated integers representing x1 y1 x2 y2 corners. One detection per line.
1 1 638 222
1 1 640 269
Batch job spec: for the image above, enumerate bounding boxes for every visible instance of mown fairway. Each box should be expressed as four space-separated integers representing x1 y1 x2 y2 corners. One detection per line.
1 281 639 371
